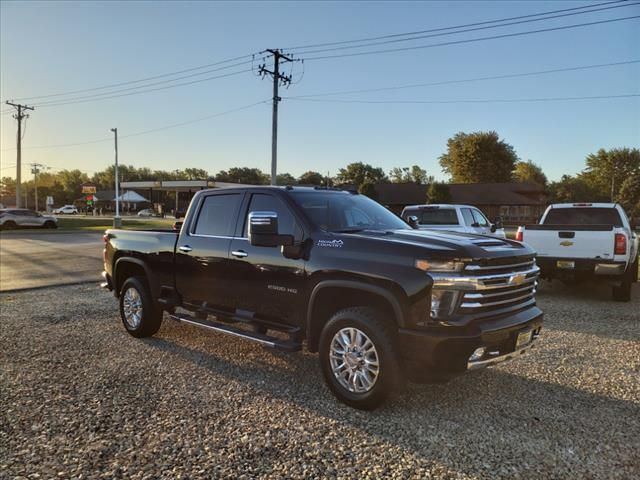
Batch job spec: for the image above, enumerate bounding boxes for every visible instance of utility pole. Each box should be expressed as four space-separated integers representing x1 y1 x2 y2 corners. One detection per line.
29 163 48 212
5 101 34 208
259 50 294 185
110 128 121 228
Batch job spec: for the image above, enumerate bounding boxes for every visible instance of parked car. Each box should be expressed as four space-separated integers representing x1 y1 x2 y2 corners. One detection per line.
137 208 155 217
516 203 638 301
102 186 543 409
0 209 58 229
53 205 78 214
401 204 506 238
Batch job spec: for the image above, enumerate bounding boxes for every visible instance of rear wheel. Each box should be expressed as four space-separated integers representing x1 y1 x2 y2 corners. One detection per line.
319 307 403 410
1 220 17 230
612 260 636 302
119 276 163 337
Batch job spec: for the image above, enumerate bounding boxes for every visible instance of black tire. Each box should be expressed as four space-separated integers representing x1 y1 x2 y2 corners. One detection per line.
319 306 403 410
44 221 57 229
612 261 635 302
119 276 163 338
2 220 17 230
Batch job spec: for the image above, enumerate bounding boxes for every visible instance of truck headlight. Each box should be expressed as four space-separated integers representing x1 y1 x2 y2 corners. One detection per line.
415 259 464 272
430 289 460 319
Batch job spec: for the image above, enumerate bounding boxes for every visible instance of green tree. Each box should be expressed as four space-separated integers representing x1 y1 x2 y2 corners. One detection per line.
335 162 387 189
298 171 325 185
581 148 640 201
215 167 268 185
548 175 602 203
358 180 378 200
426 182 451 204
617 173 640 219
439 131 518 183
389 165 433 184
276 173 296 185
513 160 548 187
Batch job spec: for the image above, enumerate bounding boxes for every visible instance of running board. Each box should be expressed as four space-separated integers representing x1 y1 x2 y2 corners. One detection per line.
168 313 302 352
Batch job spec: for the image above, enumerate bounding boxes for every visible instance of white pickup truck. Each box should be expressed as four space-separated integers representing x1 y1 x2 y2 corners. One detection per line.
516 203 638 301
400 204 506 238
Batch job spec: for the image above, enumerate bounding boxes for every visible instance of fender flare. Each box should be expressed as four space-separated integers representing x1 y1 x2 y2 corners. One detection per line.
306 280 406 350
113 256 156 297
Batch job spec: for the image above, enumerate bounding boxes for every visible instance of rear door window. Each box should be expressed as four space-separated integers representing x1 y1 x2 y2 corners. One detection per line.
193 194 242 236
418 208 459 225
544 208 623 226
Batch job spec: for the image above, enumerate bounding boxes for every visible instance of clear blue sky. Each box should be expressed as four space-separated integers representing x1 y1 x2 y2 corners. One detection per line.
1 0 639 182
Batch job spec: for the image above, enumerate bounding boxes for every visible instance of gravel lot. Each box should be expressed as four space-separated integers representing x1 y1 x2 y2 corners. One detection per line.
1 282 638 479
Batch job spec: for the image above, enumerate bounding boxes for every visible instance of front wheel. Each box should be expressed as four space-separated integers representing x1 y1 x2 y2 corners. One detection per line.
44 221 57 229
319 307 403 410
119 276 163 337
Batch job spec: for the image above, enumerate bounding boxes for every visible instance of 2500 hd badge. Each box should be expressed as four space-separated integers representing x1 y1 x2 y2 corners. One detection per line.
102 186 543 409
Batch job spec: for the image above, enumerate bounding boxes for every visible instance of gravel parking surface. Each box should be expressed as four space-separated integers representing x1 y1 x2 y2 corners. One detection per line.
1 282 638 479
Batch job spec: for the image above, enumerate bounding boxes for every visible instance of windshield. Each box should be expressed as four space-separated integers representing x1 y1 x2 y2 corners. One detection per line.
544 207 622 227
290 192 410 232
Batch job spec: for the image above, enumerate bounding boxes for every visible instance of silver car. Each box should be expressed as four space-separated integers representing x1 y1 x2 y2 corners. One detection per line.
0 209 58 230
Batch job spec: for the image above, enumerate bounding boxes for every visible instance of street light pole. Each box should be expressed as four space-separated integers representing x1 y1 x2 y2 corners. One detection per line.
110 128 122 228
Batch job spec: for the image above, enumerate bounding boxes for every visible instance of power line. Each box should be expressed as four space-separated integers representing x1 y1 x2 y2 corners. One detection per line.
285 0 627 50
29 61 255 107
302 15 640 61
0 100 269 152
23 69 254 109
288 60 640 99
6 53 259 103
292 2 639 56
284 93 640 104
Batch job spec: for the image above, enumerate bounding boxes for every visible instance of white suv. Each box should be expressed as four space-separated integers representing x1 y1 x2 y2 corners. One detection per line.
0 209 58 230
53 205 78 214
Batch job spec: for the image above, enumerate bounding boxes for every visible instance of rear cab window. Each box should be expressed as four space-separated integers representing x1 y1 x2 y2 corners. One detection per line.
193 193 243 236
544 208 623 227
417 208 459 225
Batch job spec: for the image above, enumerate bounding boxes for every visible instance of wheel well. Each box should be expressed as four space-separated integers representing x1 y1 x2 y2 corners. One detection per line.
306 286 398 353
114 260 146 296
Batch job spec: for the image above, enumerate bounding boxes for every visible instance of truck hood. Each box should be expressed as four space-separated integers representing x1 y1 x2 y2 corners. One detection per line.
333 228 532 260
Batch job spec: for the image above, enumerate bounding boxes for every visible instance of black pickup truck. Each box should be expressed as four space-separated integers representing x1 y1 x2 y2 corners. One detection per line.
102 186 543 409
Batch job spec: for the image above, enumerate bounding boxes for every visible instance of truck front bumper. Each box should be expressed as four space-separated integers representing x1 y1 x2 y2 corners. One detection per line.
398 306 543 383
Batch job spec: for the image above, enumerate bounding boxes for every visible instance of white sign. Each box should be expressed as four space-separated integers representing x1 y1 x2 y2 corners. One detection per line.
46 196 54 205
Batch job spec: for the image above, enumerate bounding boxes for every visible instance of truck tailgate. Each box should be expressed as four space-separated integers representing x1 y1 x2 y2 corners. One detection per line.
522 225 615 259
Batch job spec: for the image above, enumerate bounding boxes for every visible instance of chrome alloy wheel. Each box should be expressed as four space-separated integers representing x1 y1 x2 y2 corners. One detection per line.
329 327 380 393
122 287 143 330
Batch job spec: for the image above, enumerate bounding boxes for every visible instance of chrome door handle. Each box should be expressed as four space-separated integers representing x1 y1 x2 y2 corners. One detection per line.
231 250 248 258
178 245 193 253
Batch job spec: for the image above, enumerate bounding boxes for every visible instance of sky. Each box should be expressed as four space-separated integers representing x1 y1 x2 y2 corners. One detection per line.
1 0 639 183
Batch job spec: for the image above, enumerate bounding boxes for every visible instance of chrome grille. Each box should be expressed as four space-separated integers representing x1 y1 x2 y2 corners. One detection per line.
457 257 539 313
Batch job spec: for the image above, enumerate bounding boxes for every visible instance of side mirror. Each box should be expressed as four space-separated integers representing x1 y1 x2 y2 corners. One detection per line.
248 211 293 247
173 221 183 231
407 215 419 229
493 216 503 229
490 224 497 233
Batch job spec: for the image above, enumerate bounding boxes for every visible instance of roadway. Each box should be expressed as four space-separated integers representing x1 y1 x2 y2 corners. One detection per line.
0 231 103 292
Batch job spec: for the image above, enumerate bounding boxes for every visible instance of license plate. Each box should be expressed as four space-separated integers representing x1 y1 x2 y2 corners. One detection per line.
557 260 575 269
516 330 533 349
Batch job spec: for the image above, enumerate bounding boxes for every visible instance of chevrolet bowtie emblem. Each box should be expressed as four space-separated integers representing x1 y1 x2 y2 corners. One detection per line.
559 241 574 247
509 273 526 286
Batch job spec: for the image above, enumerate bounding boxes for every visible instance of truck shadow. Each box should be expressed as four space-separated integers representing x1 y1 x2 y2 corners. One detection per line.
144 333 639 478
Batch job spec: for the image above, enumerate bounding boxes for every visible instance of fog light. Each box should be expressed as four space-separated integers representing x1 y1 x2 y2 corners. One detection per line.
469 347 486 362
